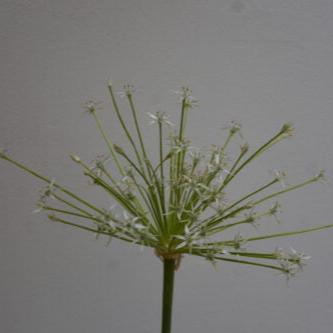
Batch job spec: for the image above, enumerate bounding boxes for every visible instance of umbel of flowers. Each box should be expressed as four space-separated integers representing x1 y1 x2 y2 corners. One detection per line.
1 84 332 333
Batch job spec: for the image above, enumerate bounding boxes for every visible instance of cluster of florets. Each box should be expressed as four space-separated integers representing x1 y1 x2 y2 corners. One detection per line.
1 84 330 280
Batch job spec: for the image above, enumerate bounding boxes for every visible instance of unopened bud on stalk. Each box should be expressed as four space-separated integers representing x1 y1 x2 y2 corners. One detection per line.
123 84 135 97
280 122 294 137
273 170 287 187
114 144 126 156
48 214 57 221
269 202 282 216
229 121 241 135
240 143 249 154
84 101 96 113
313 170 326 182
70 155 81 163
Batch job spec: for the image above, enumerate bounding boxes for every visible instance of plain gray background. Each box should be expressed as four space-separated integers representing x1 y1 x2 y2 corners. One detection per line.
1 1 333 332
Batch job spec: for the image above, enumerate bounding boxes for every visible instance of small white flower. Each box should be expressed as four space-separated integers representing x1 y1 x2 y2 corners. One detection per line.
122 210 131 221
102 204 117 223
174 225 201 250
268 202 282 224
204 250 218 268
83 100 103 113
92 154 112 171
189 150 203 164
289 247 311 269
147 112 174 126
121 173 134 185
37 178 56 206
147 112 158 123
182 175 210 198
270 169 288 188
233 232 247 250
222 168 231 175
116 84 137 99
116 91 127 99
275 247 311 280
32 202 45 213
122 211 144 230
274 247 287 260
279 260 298 281
214 152 221 166
221 120 242 137
170 87 198 108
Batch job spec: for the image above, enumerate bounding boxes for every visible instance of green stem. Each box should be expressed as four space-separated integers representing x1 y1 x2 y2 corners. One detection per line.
223 126 290 187
223 178 279 214
158 122 167 221
107 83 146 175
1 154 105 215
127 93 152 177
161 259 176 333
91 110 125 176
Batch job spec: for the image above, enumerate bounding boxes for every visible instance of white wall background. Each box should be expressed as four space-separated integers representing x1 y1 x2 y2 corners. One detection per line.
1 1 333 332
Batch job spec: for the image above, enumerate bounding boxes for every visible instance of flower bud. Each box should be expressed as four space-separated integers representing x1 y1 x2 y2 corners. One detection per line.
114 144 125 156
70 154 81 163
280 122 294 137
240 143 249 154
313 170 325 182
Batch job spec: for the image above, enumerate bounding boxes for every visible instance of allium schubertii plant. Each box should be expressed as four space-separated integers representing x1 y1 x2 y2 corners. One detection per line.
1 83 332 333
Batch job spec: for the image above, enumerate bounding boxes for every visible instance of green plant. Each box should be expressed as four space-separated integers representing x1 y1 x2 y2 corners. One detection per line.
1 83 332 333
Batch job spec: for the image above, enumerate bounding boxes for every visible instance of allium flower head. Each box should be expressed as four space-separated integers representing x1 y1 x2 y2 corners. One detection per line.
1 83 332 281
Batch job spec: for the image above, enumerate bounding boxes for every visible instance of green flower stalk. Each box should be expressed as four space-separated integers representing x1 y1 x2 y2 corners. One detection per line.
1 84 332 333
